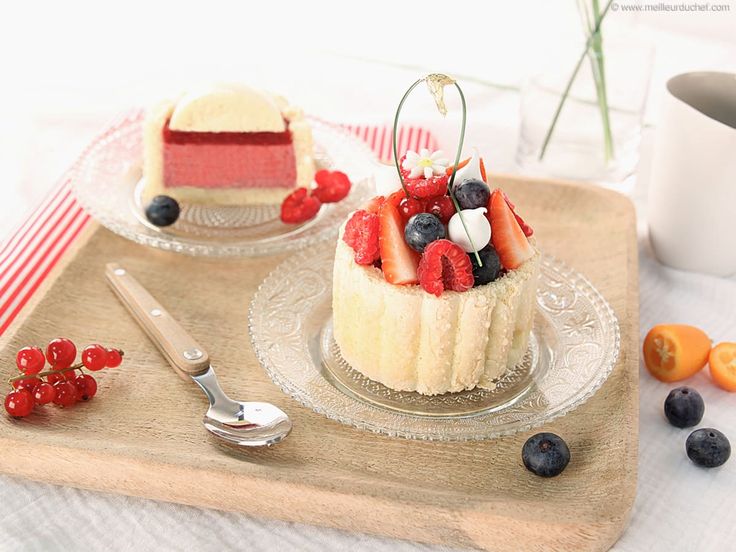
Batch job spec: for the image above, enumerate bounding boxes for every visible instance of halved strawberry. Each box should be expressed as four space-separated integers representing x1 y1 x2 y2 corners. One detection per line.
386 189 408 207
501 191 533 237
378 201 419 285
362 195 385 214
446 157 487 182
489 189 534 270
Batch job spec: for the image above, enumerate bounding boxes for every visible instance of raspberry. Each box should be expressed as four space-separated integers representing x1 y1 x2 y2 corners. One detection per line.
343 210 380 265
404 174 448 199
417 239 474 297
425 195 455 224
312 170 351 203
280 188 322 224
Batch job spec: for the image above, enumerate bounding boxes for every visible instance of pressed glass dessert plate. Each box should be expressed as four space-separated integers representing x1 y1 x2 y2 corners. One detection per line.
250 243 620 441
70 111 376 257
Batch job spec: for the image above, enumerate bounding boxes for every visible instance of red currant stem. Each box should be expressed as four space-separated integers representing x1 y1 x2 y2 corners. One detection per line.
7 362 83 384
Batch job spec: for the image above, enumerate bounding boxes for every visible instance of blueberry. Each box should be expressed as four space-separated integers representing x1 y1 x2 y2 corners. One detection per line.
686 428 730 468
145 195 180 227
664 386 704 428
470 245 501 286
454 178 490 210
404 213 445 253
522 432 570 477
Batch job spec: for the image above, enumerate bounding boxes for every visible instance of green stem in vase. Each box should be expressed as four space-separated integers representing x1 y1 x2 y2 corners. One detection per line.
538 0 614 161
590 0 614 162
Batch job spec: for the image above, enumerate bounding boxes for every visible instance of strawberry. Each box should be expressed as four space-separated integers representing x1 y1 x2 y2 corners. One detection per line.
386 189 407 207
378 201 419 285
489 189 535 269
446 157 487 182
501 191 533 237
417 239 474 297
362 195 385 214
404 174 448 199
280 188 321 224
312 170 351 203
343 210 380 265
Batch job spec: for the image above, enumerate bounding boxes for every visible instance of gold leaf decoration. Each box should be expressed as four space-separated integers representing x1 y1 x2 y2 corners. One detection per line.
425 73 456 116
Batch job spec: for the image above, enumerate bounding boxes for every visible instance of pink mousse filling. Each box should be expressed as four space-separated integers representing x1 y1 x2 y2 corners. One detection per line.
162 120 296 189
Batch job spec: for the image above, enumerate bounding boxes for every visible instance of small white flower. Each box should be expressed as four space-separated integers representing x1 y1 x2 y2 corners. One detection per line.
401 148 449 179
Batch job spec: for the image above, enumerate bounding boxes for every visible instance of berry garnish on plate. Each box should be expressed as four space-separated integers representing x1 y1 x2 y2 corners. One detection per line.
425 195 454 224
664 386 704 428
312 170 352 203
489 189 535 270
417 239 474 297
4 338 125 418
522 432 571 477
642 324 710 383
343 210 380 266
404 213 446 253
280 187 322 224
470 246 502 286
686 428 731 468
378 201 420 285
145 195 180 227
454 178 490 210
708 342 736 392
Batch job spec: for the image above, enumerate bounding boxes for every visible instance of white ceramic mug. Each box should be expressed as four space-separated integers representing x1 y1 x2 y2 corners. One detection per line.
648 71 736 276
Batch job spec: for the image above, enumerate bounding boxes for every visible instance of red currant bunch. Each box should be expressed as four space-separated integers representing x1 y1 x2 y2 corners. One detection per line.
4 338 124 418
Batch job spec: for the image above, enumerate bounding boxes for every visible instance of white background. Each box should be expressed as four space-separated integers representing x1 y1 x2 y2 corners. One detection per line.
1 1 736 551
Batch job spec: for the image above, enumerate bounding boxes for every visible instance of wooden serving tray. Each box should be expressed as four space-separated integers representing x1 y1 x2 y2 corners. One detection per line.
0 175 639 552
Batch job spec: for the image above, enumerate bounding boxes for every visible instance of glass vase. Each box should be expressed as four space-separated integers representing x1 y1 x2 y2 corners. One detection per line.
516 38 653 193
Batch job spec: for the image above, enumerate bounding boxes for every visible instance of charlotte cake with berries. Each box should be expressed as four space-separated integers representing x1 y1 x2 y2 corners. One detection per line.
143 83 315 206
332 149 539 395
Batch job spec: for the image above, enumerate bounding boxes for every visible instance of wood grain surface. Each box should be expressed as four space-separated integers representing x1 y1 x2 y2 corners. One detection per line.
0 174 639 552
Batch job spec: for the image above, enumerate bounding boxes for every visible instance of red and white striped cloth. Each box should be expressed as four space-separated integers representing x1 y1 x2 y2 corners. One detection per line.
0 121 437 336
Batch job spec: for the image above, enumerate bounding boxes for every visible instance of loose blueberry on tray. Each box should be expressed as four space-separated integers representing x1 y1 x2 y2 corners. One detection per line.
522 432 570 477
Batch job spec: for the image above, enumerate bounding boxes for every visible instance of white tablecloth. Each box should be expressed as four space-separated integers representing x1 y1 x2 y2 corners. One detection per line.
2 8 736 549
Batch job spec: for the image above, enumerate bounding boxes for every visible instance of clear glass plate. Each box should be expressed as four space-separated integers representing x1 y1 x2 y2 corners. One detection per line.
249 243 620 441
70 110 376 257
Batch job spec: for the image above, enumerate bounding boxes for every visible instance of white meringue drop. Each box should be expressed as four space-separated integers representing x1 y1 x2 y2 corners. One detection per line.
451 147 485 186
448 207 491 253
373 163 402 196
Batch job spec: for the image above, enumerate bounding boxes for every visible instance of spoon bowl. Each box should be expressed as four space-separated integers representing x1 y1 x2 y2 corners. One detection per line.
192 367 292 446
